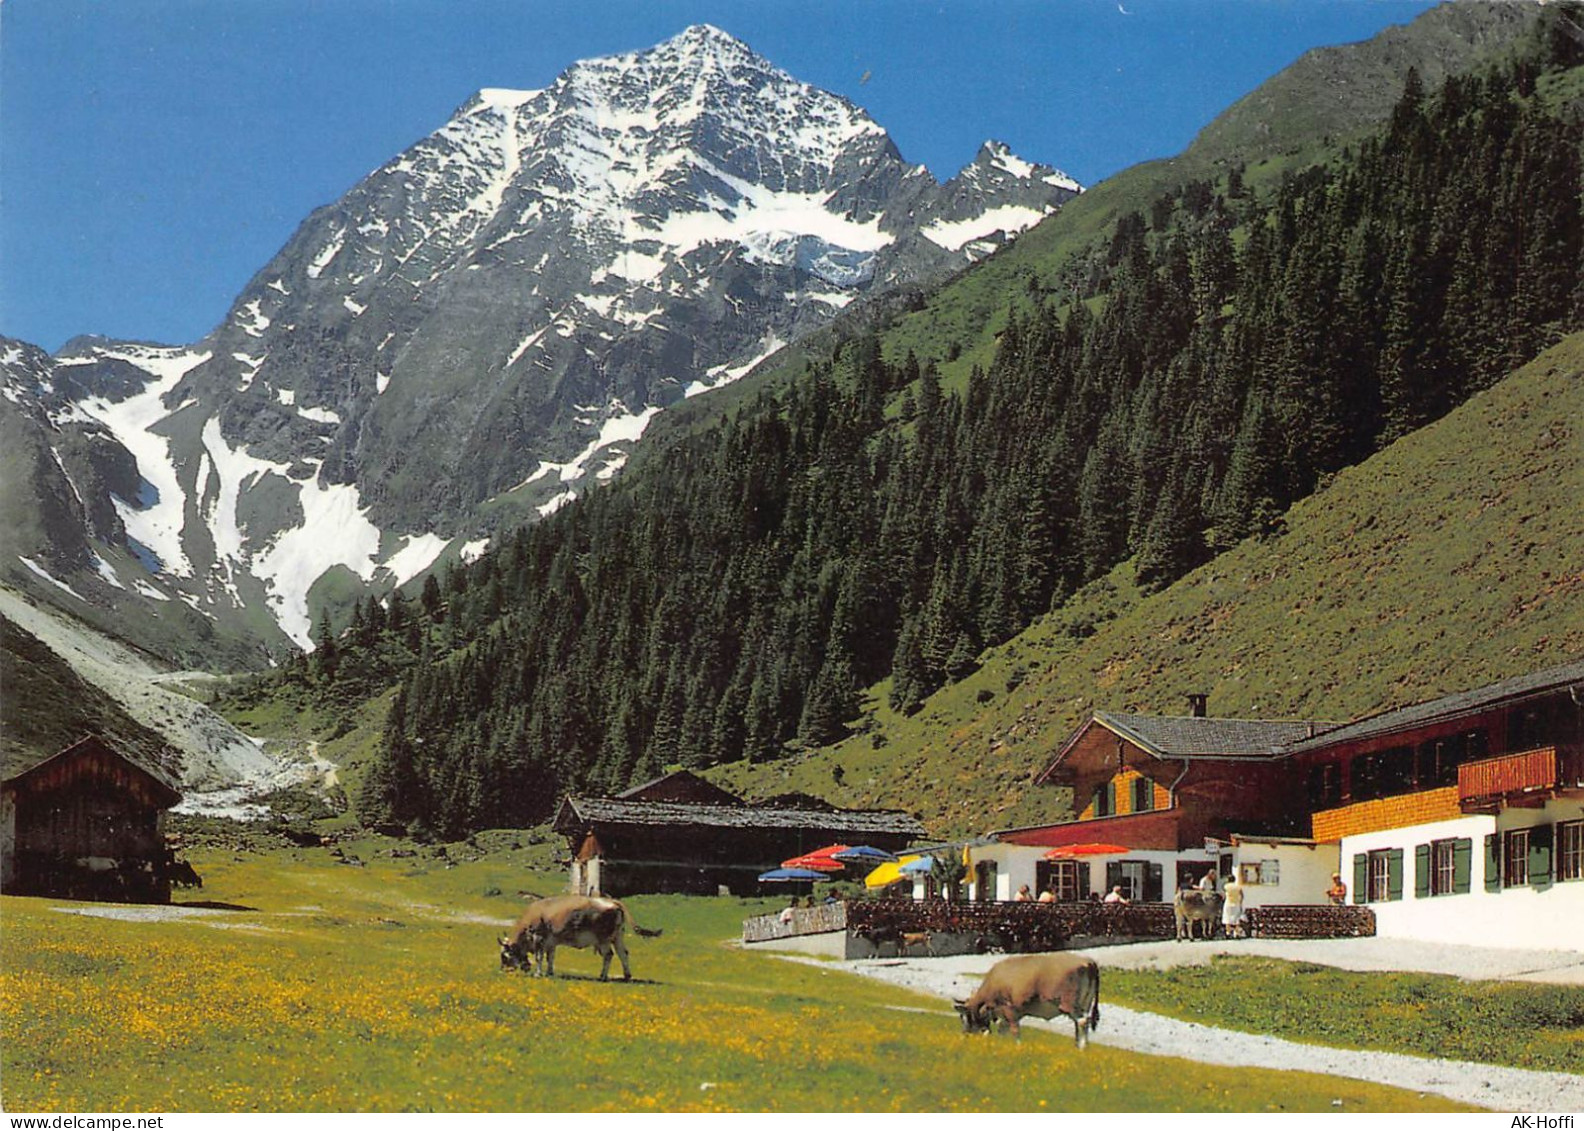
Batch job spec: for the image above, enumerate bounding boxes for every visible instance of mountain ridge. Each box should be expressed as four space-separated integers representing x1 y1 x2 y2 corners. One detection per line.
1 24 1076 657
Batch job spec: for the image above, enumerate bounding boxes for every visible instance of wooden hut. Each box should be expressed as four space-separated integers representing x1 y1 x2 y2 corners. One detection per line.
1 735 181 903
555 773 924 896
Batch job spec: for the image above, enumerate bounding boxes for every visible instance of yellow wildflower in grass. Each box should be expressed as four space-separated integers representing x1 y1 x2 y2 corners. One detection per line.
0 849 1479 1114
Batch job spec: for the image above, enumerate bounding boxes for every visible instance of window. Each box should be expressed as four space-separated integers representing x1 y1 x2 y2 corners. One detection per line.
1038 860 1090 902
1416 733 1467 788
1052 860 1085 902
1105 859 1163 902
1467 728 1490 762
1369 851 1392 902
1504 828 1530 888
1560 821 1584 883
1355 848 1404 903
1350 755 1376 802
1350 750 1412 801
1508 698 1562 751
1419 838 1472 896
1131 777 1154 813
974 860 998 902
1092 781 1116 818
1375 746 1415 796
1308 763 1342 808
1432 840 1456 895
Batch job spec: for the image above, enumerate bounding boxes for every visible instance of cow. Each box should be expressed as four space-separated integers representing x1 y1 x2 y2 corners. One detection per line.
954 953 1101 1048
1173 888 1222 941
498 894 660 981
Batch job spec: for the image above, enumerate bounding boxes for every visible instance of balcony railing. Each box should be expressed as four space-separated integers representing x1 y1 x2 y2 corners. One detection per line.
1458 745 1584 811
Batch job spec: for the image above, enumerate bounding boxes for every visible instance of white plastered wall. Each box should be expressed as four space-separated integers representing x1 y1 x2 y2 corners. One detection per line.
1227 840 1340 908
1340 798 1584 949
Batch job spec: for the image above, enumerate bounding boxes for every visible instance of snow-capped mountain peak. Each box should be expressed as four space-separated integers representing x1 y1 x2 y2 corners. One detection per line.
4 26 1079 658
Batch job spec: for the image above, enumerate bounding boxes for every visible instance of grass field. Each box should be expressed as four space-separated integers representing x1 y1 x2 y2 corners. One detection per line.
1 843 1478 1114
1106 958 1584 1076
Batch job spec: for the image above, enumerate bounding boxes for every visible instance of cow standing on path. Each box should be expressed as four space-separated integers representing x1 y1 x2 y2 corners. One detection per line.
953 953 1101 1048
498 895 661 981
1174 888 1223 940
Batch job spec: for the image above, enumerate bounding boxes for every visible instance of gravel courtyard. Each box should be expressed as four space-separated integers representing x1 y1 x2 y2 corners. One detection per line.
779 936 1584 1112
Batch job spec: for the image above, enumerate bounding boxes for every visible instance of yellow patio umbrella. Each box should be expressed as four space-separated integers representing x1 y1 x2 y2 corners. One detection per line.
863 854 923 889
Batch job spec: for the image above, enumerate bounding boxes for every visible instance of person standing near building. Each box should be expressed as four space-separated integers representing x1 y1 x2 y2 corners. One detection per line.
1222 872 1246 938
1327 873 1348 905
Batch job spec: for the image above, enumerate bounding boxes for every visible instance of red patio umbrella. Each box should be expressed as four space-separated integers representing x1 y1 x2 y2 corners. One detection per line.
1043 842 1130 860
782 844 850 871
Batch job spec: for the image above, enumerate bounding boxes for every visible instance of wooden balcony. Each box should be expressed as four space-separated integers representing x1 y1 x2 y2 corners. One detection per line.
1458 746 1584 812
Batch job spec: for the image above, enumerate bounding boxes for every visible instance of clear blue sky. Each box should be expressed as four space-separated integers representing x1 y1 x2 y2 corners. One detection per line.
2 0 1437 353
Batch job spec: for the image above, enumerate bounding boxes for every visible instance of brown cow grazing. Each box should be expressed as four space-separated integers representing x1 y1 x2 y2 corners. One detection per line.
953 953 1101 1048
1173 889 1222 941
498 895 661 981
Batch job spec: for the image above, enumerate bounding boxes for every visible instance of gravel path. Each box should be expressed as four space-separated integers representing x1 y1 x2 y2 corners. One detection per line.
777 939 1584 1112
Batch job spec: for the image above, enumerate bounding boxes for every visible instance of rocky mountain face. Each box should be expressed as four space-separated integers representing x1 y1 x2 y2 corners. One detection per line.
2 25 1076 657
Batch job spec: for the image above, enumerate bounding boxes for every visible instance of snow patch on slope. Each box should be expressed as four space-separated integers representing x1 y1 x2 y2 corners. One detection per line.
922 204 1051 253
19 557 85 601
198 418 384 649
379 533 450 588
76 346 211 579
689 334 785 397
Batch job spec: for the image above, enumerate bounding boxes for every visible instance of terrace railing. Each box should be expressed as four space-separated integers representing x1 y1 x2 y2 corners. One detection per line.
743 897 1378 951
742 900 848 943
1458 745 1584 812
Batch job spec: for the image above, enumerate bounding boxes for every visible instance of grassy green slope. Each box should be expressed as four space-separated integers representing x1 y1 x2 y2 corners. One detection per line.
710 332 1584 835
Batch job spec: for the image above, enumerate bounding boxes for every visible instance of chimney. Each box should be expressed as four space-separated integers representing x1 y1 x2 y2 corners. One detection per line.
1187 693 1208 718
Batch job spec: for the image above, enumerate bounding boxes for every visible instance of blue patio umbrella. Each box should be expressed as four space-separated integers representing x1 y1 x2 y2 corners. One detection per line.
757 867 835 882
898 856 937 875
831 845 897 863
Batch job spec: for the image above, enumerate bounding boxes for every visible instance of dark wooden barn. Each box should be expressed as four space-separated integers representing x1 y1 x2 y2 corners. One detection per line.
1 735 181 903
555 772 924 896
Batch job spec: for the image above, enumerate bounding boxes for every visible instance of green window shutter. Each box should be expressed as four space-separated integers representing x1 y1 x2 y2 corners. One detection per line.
1077 861 1091 895
1529 825 1554 888
1104 781 1116 816
1414 844 1431 898
1352 853 1368 904
1386 848 1404 901
1453 838 1472 894
1484 833 1502 892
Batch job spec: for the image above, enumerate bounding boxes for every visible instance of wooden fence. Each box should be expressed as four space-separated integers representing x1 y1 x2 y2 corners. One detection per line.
846 898 1175 952
1242 904 1375 939
742 900 848 943
744 898 1375 952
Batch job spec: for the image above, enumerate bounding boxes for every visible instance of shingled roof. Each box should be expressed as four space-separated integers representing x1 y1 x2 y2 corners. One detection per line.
1095 712 1323 760
556 795 925 838
2 734 181 808
1279 656 1584 755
